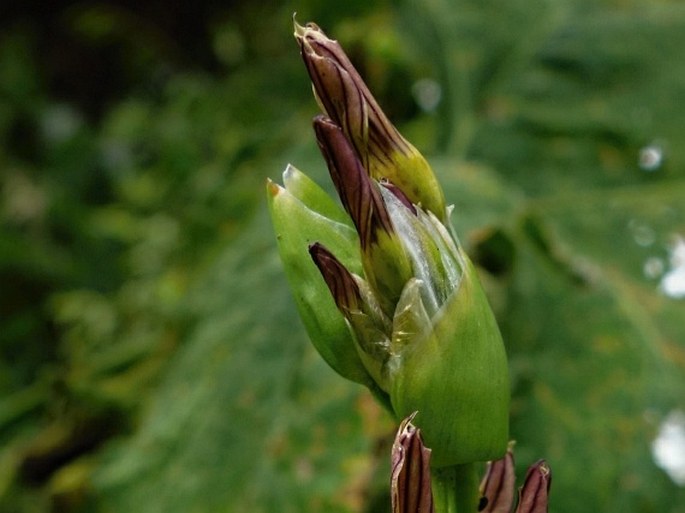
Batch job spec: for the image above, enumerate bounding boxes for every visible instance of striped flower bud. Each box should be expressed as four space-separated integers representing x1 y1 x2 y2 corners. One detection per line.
479 445 552 513
391 413 434 513
295 20 447 221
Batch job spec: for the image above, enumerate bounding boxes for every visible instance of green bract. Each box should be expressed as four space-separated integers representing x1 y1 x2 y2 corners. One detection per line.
267 165 371 387
267 20 510 467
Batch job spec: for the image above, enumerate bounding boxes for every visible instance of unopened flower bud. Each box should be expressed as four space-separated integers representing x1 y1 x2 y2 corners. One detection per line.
391 413 434 513
479 444 516 513
295 20 447 220
313 115 413 317
478 446 551 513
516 460 551 513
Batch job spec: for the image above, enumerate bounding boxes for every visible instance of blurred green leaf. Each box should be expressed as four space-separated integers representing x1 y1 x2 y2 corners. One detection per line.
2 1 685 513
90 210 392 513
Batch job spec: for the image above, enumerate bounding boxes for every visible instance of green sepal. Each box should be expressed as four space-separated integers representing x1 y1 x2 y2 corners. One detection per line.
389 255 510 467
282 164 352 227
267 170 372 385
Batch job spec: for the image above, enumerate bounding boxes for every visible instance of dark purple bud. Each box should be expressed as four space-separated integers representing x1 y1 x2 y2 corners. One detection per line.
391 414 434 513
308 242 361 314
313 115 393 248
515 460 551 513
294 22 412 172
294 19 447 220
478 446 516 513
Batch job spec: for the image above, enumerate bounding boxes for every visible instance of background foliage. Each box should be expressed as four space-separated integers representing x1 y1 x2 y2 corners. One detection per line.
1 0 684 512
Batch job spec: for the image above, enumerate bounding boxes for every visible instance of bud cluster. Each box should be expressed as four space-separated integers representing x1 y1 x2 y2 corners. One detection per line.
268 20 510 467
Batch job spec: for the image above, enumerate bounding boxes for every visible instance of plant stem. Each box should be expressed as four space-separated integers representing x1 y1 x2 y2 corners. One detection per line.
431 462 480 513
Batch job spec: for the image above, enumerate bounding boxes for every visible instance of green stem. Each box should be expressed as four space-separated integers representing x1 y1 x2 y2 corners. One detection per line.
431 462 481 513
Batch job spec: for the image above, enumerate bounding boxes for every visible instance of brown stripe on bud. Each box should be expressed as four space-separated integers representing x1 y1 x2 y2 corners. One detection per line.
313 115 394 248
391 414 434 513
515 460 551 513
479 445 516 513
308 242 361 314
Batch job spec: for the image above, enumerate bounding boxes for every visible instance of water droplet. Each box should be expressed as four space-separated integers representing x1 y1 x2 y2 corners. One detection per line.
639 144 664 172
412 79 442 112
651 409 685 486
643 257 664 279
628 219 656 247
659 235 685 299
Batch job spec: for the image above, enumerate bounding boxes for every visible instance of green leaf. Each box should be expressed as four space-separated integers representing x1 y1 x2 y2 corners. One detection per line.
282 164 353 227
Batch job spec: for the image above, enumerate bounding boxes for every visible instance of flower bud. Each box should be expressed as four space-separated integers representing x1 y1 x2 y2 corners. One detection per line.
308 241 390 392
391 413 434 513
478 446 551 513
313 115 413 317
295 20 447 220
479 444 516 513
516 460 551 513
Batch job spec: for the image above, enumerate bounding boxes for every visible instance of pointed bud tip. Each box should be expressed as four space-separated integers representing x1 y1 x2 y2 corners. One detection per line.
293 14 305 38
538 461 551 478
293 17 324 45
308 242 361 313
392 413 434 513
282 163 296 183
308 242 344 277
266 178 283 197
308 241 324 257
312 114 339 136
308 242 331 275
526 459 551 486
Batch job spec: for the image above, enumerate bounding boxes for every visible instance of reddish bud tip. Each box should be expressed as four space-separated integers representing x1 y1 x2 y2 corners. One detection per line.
313 116 393 247
308 242 361 313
